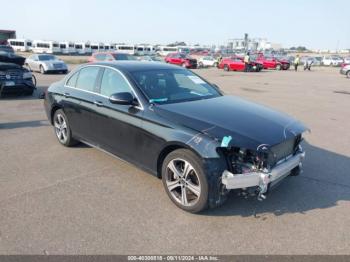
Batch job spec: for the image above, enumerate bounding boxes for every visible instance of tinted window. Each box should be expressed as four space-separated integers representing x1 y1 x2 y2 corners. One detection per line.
38 55 56 61
76 67 100 92
100 68 131 97
66 71 79 87
112 54 136 60
94 54 107 60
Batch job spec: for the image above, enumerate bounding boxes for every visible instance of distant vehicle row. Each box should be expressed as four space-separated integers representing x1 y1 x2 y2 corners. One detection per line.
7 39 193 56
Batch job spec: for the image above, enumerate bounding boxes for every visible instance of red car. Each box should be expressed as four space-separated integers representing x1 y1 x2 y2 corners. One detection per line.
254 53 290 70
88 52 136 62
218 56 263 72
164 53 197 69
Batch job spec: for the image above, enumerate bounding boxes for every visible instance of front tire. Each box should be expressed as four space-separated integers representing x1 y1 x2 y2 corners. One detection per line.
53 109 78 147
347 71 350 78
276 64 281 70
40 65 46 74
162 149 208 213
224 64 229 71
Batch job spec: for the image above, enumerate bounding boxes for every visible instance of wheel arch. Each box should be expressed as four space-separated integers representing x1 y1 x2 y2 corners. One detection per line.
156 142 204 178
50 104 62 125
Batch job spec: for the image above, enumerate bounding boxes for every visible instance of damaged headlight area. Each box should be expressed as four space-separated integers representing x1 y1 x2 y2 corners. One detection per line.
220 135 305 200
227 147 266 174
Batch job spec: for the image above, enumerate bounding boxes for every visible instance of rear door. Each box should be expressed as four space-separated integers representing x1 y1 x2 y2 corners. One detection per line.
171 54 182 65
62 66 102 142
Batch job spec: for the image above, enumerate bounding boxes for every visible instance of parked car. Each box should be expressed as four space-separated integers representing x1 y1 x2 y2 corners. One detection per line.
197 56 218 68
138 55 164 62
165 53 197 68
0 51 35 97
0 45 14 53
218 56 263 72
88 52 137 62
44 61 307 213
25 54 68 74
322 56 343 66
300 56 321 66
340 64 350 78
343 56 350 65
253 53 290 70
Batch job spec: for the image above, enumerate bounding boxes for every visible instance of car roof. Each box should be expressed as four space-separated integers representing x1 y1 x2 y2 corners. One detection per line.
88 61 180 72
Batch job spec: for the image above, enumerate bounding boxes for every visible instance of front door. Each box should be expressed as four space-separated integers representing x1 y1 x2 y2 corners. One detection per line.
90 67 143 162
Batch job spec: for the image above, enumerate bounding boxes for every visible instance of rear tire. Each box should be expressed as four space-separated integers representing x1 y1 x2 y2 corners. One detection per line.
347 71 350 78
198 62 203 68
53 109 79 147
162 149 208 213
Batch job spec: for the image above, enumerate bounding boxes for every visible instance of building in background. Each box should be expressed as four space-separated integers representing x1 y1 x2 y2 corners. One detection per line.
227 35 282 51
0 29 16 45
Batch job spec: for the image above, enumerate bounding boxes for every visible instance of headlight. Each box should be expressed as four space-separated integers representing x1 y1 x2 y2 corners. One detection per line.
23 71 32 79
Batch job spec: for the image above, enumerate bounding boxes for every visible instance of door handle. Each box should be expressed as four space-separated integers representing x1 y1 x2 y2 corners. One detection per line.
63 92 70 98
94 101 104 107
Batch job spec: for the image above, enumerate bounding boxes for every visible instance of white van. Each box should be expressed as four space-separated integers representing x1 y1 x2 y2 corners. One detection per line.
135 45 155 56
115 44 135 55
91 43 104 53
8 39 32 52
74 42 92 55
59 41 75 54
32 40 60 54
104 44 115 51
156 46 178 56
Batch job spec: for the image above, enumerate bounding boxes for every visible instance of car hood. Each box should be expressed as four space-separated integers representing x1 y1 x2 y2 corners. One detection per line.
0 53 25 66
43 60 65 65
0 62 23 71
154 96 308 150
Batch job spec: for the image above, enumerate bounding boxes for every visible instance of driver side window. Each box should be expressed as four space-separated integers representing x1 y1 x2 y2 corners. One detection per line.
100 68 131 97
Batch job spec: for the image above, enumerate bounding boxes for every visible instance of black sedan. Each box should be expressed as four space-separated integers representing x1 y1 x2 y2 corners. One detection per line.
0 51 35 97
44 61 308 213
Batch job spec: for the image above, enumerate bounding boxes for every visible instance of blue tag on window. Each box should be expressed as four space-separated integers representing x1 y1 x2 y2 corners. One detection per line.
149 98 168 103
221 136 232 147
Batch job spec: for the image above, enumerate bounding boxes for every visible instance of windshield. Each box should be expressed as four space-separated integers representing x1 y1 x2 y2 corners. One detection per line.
38 55 56 61
131 69 221 104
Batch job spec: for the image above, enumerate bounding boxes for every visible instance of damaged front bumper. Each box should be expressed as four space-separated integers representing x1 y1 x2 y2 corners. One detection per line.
221 151 305 197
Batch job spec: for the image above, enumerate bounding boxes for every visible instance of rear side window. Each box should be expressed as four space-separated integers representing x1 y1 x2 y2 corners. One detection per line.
100 68 131 97
76 67 100 92
66 71 79 87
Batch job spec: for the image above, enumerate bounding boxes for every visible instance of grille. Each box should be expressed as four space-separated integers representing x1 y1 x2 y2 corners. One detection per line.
53 63 63 69
268 138 296 167
0 70 22 80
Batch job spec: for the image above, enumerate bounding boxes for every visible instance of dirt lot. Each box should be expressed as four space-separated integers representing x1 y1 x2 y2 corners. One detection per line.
0 66 349 255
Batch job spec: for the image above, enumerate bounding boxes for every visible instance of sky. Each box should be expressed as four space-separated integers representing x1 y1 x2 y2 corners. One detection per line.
1 0 349 50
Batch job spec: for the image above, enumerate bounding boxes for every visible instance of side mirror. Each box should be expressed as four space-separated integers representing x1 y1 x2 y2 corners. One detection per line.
109 92 136 105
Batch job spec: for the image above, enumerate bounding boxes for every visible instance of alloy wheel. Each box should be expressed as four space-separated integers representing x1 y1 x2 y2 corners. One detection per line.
165 158 201 207
54 113 68 144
